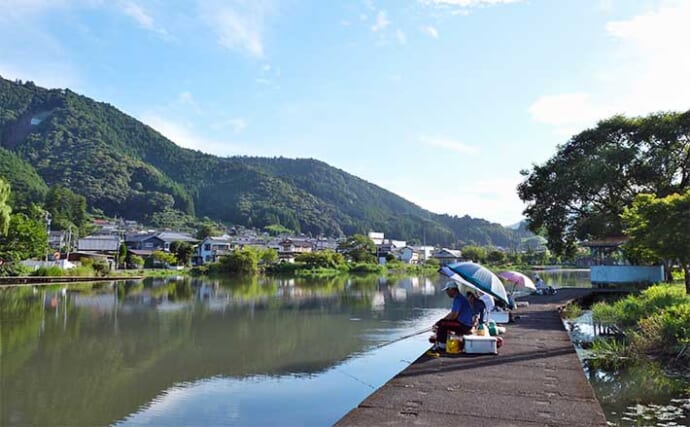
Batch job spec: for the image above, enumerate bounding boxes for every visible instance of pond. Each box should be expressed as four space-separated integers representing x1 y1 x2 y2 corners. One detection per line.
532 268 591 289
565 310 690 426
0 275 449 426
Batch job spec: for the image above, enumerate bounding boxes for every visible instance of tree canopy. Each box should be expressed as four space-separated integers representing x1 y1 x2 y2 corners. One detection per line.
337 234 376 263
518 111 690 257
622 191 690 293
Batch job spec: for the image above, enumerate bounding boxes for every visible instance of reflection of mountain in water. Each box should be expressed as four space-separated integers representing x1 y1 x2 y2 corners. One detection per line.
1 276 445 427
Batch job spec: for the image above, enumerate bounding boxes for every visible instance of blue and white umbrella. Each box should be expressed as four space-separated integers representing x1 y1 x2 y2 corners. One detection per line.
439 262 509 305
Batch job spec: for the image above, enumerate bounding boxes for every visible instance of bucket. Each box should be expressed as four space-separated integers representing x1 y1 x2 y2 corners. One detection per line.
446 335 462 354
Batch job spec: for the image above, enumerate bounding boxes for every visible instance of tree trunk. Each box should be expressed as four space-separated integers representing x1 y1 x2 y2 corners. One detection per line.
685 264 690 295
664 259 674 283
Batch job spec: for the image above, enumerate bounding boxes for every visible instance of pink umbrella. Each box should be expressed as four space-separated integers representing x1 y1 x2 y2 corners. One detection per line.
497 271 537 291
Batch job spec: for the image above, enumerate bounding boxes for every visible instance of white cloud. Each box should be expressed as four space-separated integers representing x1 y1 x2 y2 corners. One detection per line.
210 117 248 133
419 135 478 154
140 113 253 155
529 2 690 134
421 25 439 38
120 1 168 36
175 91 203 114
200 1 277 58
0 61 80 90
422 0 524 6
0 0 72 20
421 0 524 16
395 29 407 45
227 118 247 134
121 2 153 28
392 176 525 225
528 93 615 132
371 10 389 32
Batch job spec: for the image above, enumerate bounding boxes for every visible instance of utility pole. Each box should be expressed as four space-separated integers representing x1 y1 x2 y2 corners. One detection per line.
44 212 52 261
65 225 72 262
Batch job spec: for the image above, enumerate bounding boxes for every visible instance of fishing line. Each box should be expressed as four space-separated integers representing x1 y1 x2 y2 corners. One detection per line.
336 327 431 390
368 327 431 351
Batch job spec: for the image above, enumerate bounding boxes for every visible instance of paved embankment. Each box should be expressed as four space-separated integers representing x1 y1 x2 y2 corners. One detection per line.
336 288 607 426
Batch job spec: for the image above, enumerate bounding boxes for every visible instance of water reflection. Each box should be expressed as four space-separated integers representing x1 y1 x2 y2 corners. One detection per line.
0 275 447 426
532 269 591 288
566 310 690 426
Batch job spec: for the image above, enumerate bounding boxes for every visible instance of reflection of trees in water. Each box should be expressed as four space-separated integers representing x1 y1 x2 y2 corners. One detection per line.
1 275 446 427
535 269 591 287
585 359 689 424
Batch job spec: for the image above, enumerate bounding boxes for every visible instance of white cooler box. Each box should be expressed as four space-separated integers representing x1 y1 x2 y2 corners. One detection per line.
490 310 510 324
463 335 498 354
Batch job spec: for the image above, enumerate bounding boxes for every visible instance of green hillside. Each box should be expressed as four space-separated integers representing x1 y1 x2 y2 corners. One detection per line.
0 76 530 246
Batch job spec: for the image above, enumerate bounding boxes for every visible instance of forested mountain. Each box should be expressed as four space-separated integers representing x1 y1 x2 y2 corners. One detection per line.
0 77 531 247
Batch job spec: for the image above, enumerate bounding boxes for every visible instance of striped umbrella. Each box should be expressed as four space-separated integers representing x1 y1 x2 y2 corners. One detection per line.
439 262 509 305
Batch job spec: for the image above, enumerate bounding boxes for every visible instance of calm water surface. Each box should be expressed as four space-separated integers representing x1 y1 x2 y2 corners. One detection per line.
566 310 690 426
1 275 449 426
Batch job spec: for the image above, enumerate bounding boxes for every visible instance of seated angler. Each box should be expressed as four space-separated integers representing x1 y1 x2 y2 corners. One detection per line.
431 282 475 353
467 291 487 327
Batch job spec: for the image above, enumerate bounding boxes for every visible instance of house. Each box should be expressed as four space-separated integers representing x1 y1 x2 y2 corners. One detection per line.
432 248 463 266
582 237 664 287
75 235 121 268
77 235 121 253
278 238 313 263
368 231 384 245
125 231 197 252
397 246 419 264
376 239 407 263
413 245 435 262
314 237 339 251
196 236 235 264
48 230 66 250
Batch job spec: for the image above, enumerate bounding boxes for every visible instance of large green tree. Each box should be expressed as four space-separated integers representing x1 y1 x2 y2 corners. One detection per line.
337 234 376 263
622 192 690 293
0 208 48 261
44 185 87 231
0 178 11 235
518 112 690 257
169 241 194 266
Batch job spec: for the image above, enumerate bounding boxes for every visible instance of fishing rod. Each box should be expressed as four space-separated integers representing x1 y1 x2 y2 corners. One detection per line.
368 327 431 351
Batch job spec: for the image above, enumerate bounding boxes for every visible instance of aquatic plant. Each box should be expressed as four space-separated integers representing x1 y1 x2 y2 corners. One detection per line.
591 301 619 325
561 303 583 319
590 337 635 370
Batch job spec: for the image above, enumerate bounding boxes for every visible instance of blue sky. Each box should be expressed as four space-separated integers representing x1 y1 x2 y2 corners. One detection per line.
2 0 689 226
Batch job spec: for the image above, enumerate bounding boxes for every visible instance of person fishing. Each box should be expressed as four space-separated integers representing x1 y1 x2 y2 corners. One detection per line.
467 291 487 326
430 281 475 353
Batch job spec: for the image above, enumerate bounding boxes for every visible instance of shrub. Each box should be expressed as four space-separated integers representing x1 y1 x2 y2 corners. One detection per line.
594 285 688 327
591 301 620 325
0 262 30 276
636 302 690 355
349 262 385 274
32 266 64 276
69 265 94 276
561 303 583 319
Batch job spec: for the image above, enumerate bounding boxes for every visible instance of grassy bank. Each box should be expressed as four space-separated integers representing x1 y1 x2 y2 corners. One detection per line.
591 283 690 367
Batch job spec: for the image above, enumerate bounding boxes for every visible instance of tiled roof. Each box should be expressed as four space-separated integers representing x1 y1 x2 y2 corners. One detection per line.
77 235 120 251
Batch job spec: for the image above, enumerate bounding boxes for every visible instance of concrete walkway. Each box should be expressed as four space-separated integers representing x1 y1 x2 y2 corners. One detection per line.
336 288 607 426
